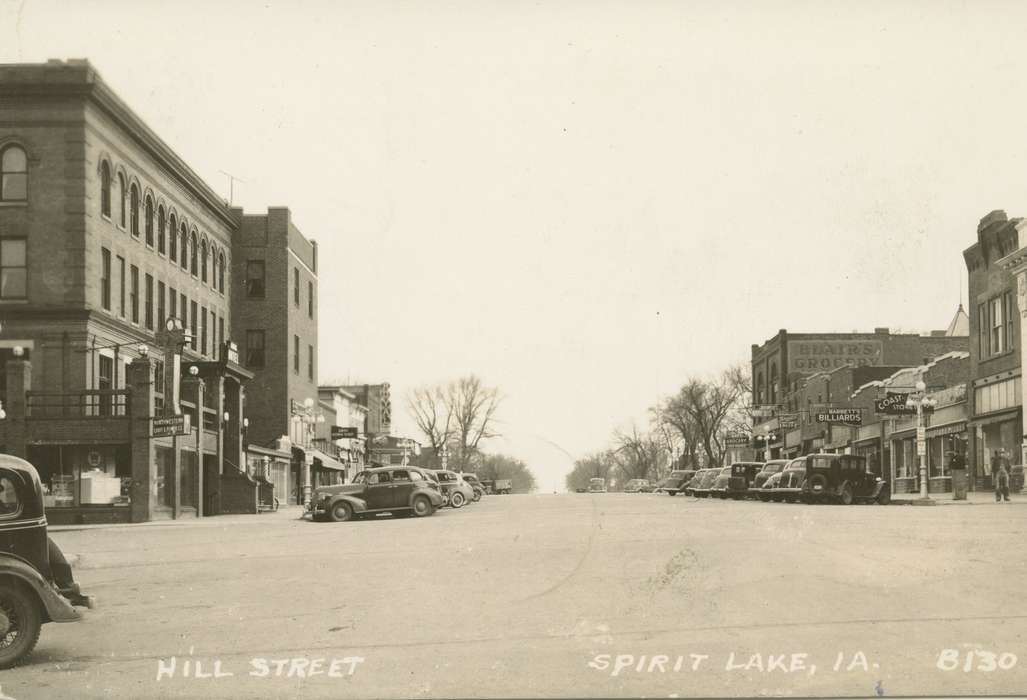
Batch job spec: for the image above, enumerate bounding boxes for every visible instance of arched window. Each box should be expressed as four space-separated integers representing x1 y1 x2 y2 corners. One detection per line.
190 231 198 276
1 145 28 201
144 195 154 246
218 252 226 293
117 173 127 227
129 183 140 237
157 205 166 254
168 214 178 261
99 161 111 217
180 225 188 270
200 239 209 283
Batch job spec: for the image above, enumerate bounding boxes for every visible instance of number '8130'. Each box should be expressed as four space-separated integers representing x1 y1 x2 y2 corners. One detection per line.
936 649 1018 672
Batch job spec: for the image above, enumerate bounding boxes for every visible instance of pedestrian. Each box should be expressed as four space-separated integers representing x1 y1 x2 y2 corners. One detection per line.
994 450 1011 503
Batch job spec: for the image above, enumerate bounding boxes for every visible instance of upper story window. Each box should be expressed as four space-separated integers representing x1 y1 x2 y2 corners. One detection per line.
168 214 178 261
179 225 188 270
100 161 111 217
245 330 265 368
246 260 265 298
0 238 27 300
293 267 300 306
979 293 1016 359
144 195 154 246
129 183 140 237
218 252 226 293
117 173 127 227
308 281 314 319
190 231 198 276
1 145 28 201
200 240 208 283
157 205 166 254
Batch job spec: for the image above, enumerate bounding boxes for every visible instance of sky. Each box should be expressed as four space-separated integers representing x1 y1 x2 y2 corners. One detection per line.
3 0 1026 492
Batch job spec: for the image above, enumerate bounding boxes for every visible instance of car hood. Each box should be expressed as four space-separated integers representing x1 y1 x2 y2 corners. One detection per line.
314 484 364 498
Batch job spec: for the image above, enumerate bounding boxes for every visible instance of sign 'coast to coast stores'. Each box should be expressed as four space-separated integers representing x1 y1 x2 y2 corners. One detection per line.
787 340 883 373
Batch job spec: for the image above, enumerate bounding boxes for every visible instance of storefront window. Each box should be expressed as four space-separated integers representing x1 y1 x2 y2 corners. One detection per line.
975 419 1021 479
155 446 174 508
893 438 915 479
29 445 130 509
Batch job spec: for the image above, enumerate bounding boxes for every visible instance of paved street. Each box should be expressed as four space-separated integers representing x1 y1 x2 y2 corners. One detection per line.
3 494 1026 699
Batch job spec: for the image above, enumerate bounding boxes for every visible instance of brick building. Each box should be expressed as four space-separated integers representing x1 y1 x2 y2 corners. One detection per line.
964 210 1023 489
232 207 341 504
0 59 255 523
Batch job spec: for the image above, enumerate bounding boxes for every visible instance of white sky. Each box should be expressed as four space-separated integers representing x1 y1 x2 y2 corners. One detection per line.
2 1 1023 491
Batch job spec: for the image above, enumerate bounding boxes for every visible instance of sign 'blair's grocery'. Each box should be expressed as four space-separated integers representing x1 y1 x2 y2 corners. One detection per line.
787 340 883 373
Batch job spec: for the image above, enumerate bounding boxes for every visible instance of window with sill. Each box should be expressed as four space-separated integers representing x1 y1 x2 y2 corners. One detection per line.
117 173 127 227
1 145 28 202
157 205 166 254
100 161 111 217
129 183 140 237
144 195 154 246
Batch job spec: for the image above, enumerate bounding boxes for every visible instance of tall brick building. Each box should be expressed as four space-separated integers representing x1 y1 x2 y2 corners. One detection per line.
0 59 333 521
965 210 1024 488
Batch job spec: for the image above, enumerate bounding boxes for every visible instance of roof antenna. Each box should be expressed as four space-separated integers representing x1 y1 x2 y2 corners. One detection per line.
219 170 245 206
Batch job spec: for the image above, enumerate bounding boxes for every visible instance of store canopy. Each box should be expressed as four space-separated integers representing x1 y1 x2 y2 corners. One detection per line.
310 448 347 471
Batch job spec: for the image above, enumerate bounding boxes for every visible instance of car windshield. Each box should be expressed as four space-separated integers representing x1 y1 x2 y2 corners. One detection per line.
669 471 688 478
784 460 805 471
352 472 370 485
762 462 786 473
719 467 732 475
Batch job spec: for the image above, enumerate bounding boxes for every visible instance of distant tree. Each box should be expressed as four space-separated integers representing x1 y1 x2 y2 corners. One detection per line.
477 453 537 493
611 426 665 486
407 385 453 459
661 368 747 467
565 451 617 492
406 374 502 472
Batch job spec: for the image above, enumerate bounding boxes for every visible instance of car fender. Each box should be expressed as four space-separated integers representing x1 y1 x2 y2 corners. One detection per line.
327 494 368 513
410 489 443 507
871 480 889 498
0 557 81 623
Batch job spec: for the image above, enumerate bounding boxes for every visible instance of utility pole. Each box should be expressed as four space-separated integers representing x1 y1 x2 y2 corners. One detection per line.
219 170 245 206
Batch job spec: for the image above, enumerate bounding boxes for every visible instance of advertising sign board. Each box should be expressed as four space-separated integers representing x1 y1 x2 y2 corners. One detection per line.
787 340 883 374
814 408 864 426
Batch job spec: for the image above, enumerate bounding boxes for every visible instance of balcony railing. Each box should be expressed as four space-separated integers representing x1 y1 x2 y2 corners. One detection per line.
25 390 132 419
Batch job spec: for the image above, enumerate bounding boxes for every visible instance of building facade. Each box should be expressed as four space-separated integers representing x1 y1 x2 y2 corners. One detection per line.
0 59 256 522
964 210 1023 489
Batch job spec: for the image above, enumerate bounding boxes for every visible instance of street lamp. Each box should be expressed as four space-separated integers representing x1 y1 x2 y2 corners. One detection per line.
293 398 326 507
906 379 937 500
756 432 778 461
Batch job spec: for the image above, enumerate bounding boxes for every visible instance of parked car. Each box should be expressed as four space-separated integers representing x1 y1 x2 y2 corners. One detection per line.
802 453 891 505
310 466 444 521
772 457 809 503
709 467 734 499
493 479 513 495
0 454 93 668
427 469 476 508
589 477 607 493
726 462 764 499
655 470 697 496
760 470 785 500
682 468 713 496
753 460 789 501
623 479 652 493
691 468 722 498
460 473 486 501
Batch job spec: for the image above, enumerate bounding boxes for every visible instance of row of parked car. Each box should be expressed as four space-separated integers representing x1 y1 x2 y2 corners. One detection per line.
308 465 488 521
652 453 892 505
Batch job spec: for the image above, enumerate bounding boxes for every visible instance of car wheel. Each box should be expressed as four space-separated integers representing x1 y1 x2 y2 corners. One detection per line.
839 484 854 506
876 488 891 506
472 490 481 502
450 491 466 508
412 495 434 517
0 582 43 669
668 490 677 497
329 501 353 522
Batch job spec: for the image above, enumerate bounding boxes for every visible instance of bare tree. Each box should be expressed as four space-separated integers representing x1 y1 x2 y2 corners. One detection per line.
565 451 617 491
612 425 665 485
663 369 747 467
407 385 453 458
448 375 502 472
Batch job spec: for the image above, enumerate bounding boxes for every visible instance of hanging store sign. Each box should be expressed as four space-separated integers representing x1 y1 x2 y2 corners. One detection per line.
814 408 864 426
151 413 192 438
331 426 359 440
724 433 751 447
777 413 799 430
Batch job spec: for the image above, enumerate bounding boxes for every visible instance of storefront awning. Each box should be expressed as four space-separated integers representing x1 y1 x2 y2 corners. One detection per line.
310 448 347 471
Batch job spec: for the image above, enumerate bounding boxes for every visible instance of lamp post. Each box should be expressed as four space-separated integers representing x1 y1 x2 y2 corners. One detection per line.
293 397 325 507
905 379 937 501
756 432 778 461
187 365 204 516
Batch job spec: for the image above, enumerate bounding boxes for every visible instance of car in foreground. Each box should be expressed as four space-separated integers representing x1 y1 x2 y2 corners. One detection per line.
310 466 444 521
753 460 789 501
726 462 764 499
0 454 93 668
655 470 697 496
772 457 809 502
682 468 713 496
802 453 891 505
623 479 653 493
761 470 785 500
709 467 734 499
589 477 607 493
691 468 722 498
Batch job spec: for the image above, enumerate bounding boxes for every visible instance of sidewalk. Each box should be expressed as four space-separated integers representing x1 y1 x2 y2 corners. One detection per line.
49 505 307 532
891 490 1024 506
